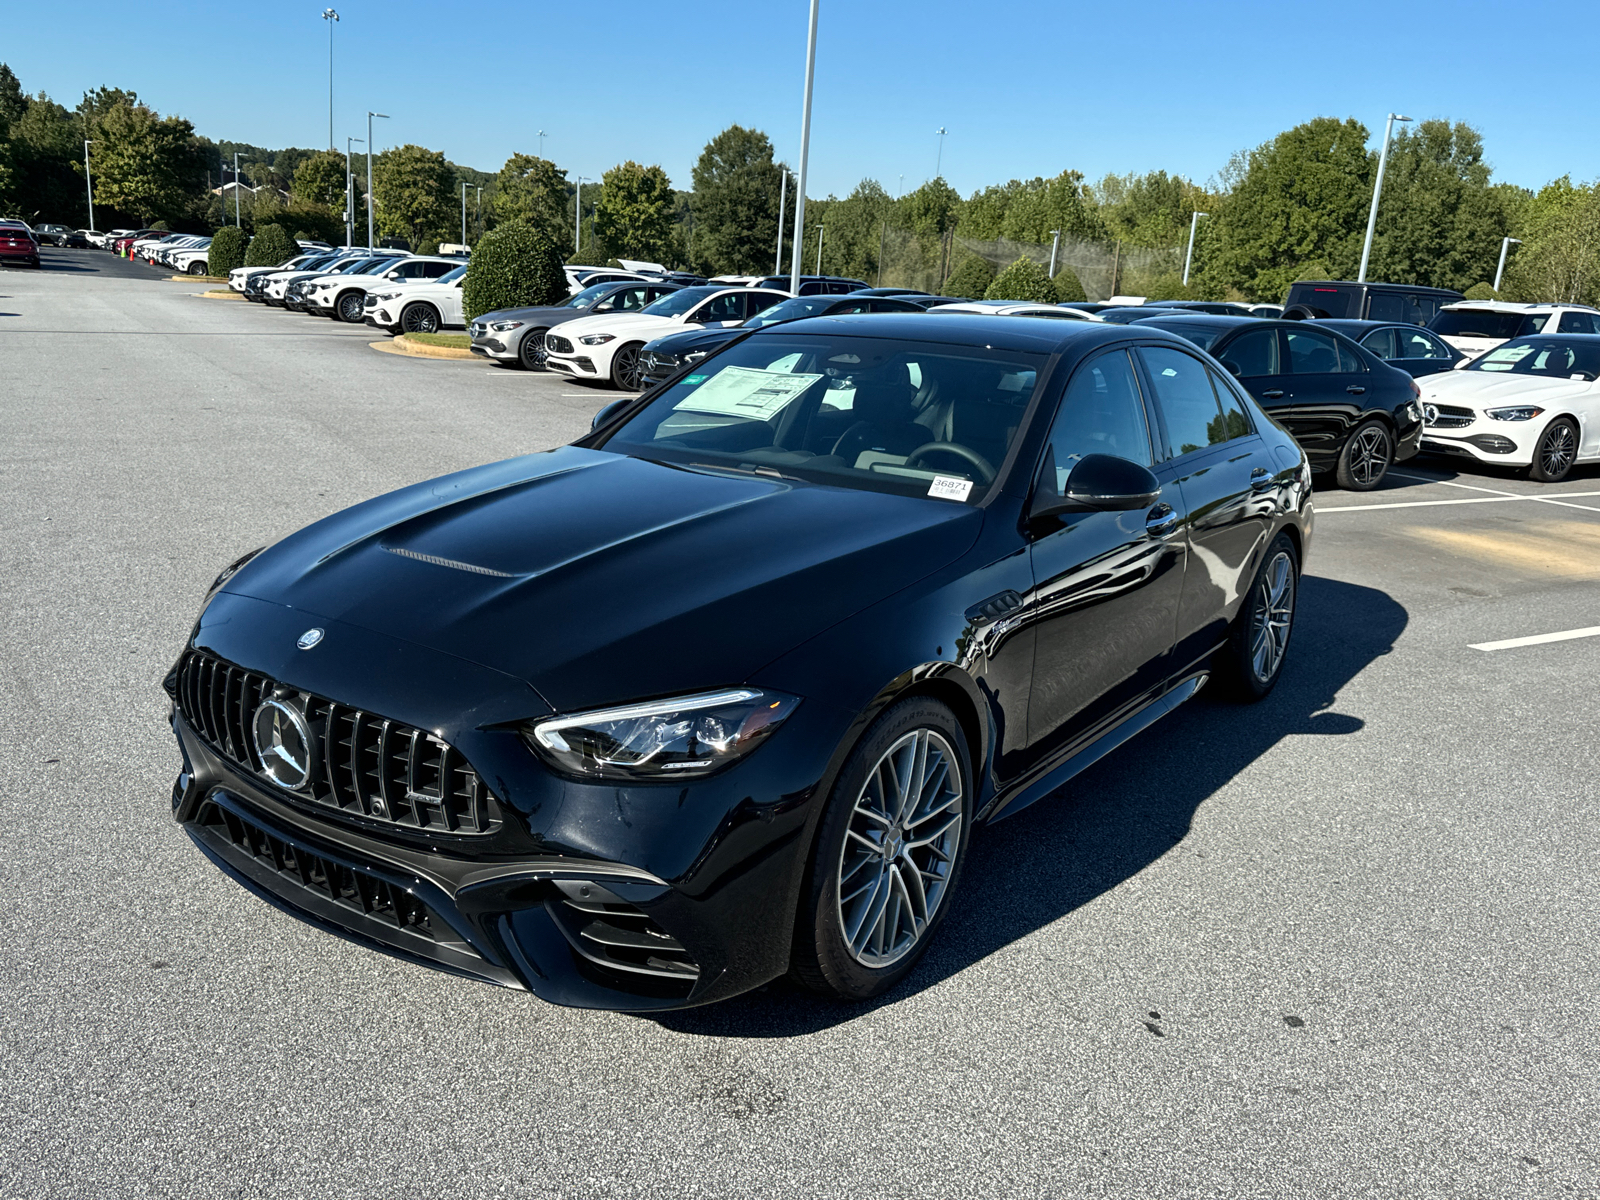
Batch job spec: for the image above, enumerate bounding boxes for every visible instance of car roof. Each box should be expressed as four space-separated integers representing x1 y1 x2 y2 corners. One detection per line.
1293 279 1464 296
1438 299 1600 313
755 310 1190 355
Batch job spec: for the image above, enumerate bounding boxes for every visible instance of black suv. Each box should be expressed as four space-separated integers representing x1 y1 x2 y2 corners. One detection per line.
1283 280 1463 326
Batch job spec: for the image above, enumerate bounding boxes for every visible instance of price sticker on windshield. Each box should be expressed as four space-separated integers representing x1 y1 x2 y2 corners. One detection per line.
928 476 973 502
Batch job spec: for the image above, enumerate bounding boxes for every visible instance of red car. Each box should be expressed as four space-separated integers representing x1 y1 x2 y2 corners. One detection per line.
0 224 40 269
113 230 163 257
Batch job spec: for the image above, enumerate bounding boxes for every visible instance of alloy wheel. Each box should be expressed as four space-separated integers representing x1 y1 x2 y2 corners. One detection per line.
1348 425 1391 487
613 344 643 391
402 303 439 334
519 329 548 370
1538 421 1576 479
338 293 364 322
1248 550 1296 684
835 728 965 968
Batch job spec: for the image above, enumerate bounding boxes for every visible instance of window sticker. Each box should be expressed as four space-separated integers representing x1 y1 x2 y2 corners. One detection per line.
673 365 823 421
927 475 974 502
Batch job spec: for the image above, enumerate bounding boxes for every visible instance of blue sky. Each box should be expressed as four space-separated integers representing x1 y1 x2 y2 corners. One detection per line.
11 0 1598 197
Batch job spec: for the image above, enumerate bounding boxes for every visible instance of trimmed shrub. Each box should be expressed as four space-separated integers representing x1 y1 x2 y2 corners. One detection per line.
984 255 1057 303
208 226 248 277
463 219 567 320
1052 267 1087 303
244 224 298 267
945 252 995 300
1464 282 1499 301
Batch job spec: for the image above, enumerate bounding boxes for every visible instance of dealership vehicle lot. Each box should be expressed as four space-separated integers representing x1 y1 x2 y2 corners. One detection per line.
2 251 1597 1197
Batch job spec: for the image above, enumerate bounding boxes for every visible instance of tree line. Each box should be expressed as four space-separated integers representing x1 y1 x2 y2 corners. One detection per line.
3 59 1598 303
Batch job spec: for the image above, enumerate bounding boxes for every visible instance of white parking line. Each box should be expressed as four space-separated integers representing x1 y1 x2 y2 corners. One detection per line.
1469 626 1600 652
1387 471 1600 513
1320 491 1600 513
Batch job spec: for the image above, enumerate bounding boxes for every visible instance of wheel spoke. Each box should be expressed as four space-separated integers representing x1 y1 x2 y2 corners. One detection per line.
845 866 891 952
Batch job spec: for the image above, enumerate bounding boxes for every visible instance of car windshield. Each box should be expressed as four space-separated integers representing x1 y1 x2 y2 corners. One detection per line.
351 257 396 274
600 333 1044 503
561 283 616 310
1142 321 1224 351
1466 338 1600 381
1431 309 1549 339
641 286 725 318
438 265 466 284
744 296 838 327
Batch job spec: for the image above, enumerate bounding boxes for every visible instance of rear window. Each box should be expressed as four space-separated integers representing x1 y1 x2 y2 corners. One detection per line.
1430 309 1542 339
1285 284 1358 318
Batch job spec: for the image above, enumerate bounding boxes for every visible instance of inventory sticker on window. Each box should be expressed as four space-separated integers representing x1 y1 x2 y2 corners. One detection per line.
674 366 822 420
928 475 974 502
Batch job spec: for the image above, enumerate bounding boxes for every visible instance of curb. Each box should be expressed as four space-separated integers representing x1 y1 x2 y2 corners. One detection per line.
168 275 228 283
198 290 244 300
371 335 476 361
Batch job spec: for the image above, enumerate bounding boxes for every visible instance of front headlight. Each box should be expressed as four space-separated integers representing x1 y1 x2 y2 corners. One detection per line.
580 333 616 346
371 291 400 302
1485 406 1544 422
490 319 524 332
523 689 800 781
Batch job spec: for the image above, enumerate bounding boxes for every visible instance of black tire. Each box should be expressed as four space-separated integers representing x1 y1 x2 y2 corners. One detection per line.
400 302 440 334
1215 532 1299 701
187 261 207 275
791 697 972 1001
1334 419 1393 491
1529 417 1579 483
518 327 549 371
610 341 645 390
336 291 366 323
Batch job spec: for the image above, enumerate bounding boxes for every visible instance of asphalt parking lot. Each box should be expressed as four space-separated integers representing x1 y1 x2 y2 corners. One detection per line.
2 249 1597 1199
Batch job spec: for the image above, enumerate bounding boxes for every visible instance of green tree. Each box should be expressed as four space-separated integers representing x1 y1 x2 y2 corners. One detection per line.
372 144 456 250
690 125 786 274
1502 177 1600 304
945 251 995 298
244 224 296 266
593 160 676 262
1092 170 1206 249
805 179 893 281
1052 266 1087 303
493 153 571 244
88 97 207 225
291 149 347 210
985 255 1057 302
462 220 567 319
1463 281 1499 300
208 225 247 275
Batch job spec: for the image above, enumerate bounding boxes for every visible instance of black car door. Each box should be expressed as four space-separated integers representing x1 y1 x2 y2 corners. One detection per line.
1274 325 1368 471
1135 345 1278 673
1023 348 1188 768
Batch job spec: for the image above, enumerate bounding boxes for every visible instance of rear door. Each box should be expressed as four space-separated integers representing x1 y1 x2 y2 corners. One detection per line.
1280 326 1368 471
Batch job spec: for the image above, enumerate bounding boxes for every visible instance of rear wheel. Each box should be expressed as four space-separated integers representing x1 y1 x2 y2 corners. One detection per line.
1529 417 1578 483
610 341 645 390
187 261 207 275
518 327 549 371
400 302 440 335
791 697 971 1001
336 291 366 323
1215 533 1299 701
1335 419 1392 490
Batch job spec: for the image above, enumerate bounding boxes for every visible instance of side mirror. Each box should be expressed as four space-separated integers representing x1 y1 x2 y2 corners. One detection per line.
1031 453 1161 520
1220 359 1243 377
591 398 632 432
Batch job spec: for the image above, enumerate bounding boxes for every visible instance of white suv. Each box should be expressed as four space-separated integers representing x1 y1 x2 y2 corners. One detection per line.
1429 301 1600 362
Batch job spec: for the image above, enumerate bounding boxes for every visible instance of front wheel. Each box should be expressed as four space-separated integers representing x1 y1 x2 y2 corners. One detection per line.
1216 532 1299 701
187 261 207 275
336 291 366 323
1529 417 1578 483
400 302 440 334
610 341 645 390
1335 419 1393 491
518 327 549 371
791 698 971 1001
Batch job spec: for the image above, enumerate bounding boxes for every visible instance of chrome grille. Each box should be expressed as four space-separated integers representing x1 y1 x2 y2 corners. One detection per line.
173 649 498 835
546 333 574 355
1427 403 1475 430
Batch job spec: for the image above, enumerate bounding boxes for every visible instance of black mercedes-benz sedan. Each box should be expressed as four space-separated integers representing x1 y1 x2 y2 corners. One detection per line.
165 315 1312 1010
1133 314 1424 489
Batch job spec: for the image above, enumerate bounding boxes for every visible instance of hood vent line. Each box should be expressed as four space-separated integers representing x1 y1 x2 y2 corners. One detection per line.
385 546 517 578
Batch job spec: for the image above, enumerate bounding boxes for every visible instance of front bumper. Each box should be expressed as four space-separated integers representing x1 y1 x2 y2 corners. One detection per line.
1421 412 1538 465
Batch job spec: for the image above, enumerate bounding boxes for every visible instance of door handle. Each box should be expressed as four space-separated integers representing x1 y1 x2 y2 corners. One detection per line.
1262 389 1284 399
1249 466 1273 491
1145 504 1179 538
1346 385 1367 395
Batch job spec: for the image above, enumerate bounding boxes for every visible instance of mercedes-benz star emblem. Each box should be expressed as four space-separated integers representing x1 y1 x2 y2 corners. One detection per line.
297 628 324 650
252 699 316 791
1424 404 1440 425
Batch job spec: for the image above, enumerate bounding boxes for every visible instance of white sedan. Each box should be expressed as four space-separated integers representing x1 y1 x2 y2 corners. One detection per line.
545 285 790 389
1419 334 1600 482
364 266 467 334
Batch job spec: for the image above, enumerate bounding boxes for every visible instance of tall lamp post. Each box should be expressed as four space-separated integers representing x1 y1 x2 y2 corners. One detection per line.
789 0 819 295
934 127 947 180
366 111 388 249
815 224 825 274
574 177 589 255
461 182 468 247
475 186 483 243
1494 236 1522 293
1048 229 1061 279
322 9 339 150
233 152 242 227
345 136 363 247
538 130 547 158
83 140 95 232
1182 211 1209 286
774 168 788 274
1358 112 1411 283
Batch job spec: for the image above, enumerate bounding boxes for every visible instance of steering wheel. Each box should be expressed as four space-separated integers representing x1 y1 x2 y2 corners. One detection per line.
905 442 997 484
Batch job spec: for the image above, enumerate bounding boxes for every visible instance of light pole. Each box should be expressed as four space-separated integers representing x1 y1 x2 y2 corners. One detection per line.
461 181 468 247
233 152 242 227
1358 112 1411 284
1182 211 1208 286
574 177 589 254
898 173 903 199
775 168 788 274
934 127 947 179
789 0 819 295
366 111 388 249
538 130 546 158
83 140 95 232
1494 237 1522 293
475 186 483 243
322 9 338 151
1048 229 1060 279
816 224 825 274
345 136 362 247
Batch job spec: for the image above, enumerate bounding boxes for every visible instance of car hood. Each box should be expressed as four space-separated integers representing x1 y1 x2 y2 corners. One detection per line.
1419 371 1594 408
223 447 982 713
556 312 686 341
643 327 744 356
473 303 605 326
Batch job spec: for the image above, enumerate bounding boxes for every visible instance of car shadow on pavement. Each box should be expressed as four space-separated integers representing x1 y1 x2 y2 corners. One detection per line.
649 574 1407 1038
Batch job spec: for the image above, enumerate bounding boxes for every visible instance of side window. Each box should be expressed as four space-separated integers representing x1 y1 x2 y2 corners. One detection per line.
1558 312 1595 333
1217 328 1280 377
1285 328 1342 374
1138 346 1234 458
743 292 787 318
1361 328 1397 359
1335 339 1367 373
1206 368 1254 441
1038 351 1153 498
695 292 746 322
423 262 454 278
1367 293 1409 323
1400 330 1451 359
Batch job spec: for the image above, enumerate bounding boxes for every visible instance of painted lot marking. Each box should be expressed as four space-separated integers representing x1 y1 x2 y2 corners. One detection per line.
1320 491 1600 513
1387 471 1600 513
1470 626 1600 652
